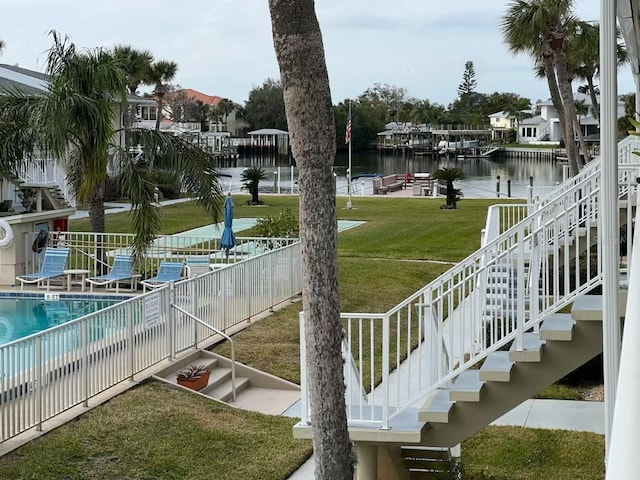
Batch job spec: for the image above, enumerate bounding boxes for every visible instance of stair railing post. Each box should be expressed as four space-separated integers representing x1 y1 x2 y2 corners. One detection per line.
516 229 525 350
382 313 390 430
299 312 309 425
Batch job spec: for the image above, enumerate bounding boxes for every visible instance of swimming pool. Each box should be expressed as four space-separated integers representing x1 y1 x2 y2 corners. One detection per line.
0 296 123 346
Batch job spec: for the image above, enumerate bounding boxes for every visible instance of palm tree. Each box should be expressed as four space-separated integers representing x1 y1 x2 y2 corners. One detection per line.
217 98 235 131
240 166 266 205
147 60 177 130
432 167 465 209
0 32 222 257
269 1 352 478
113 45 154 142
567 22 629 124
502 0 582 176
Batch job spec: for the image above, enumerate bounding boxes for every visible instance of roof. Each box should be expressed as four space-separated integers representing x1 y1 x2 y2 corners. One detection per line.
488 111 513 118
248 128 289 135
0 64 49 94
538 92 623 107
165 88 225 107
519 115 546 125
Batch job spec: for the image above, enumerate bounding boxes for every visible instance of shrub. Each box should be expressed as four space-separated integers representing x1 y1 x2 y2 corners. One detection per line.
254 209 299 238
150 170 181 199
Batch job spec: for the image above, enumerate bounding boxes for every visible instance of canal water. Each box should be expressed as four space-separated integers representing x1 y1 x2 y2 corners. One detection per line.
217 150 566 200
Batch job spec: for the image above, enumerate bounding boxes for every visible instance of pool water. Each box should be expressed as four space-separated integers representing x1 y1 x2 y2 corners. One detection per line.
0 297 122 346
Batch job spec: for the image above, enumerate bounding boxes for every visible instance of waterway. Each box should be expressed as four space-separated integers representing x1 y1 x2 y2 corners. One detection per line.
216 150 566 200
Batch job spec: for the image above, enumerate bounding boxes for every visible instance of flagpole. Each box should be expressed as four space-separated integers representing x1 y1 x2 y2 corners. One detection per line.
347 101 352 209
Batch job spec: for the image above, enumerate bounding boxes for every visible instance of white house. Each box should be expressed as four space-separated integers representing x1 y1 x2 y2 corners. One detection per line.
517 92 625 144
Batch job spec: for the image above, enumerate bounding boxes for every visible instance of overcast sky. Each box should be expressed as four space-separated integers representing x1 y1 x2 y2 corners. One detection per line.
1 0 635 107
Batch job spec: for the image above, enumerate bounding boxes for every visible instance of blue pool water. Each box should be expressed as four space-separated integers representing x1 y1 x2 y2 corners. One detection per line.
0 297 122 346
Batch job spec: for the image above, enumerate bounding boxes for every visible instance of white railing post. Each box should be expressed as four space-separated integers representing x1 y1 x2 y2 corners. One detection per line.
299 312 309 425
381 314 390 430
128 302 135 379
515 232 525 351
82 320 89 406
35 336 43 431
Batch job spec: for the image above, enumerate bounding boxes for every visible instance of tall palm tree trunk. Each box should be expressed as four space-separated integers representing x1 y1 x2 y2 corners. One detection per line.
155 95 164 130
269 1 352 479
542 54 570 148
587 76 600 123
552 47 581 176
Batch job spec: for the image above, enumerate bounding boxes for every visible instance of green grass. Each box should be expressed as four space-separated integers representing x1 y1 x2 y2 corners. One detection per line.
0 381 311 480
0 195 597 479
534 384 583 401
462 426 604 480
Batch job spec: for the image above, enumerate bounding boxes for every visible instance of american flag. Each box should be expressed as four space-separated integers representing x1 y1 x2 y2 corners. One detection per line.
345 108 352 144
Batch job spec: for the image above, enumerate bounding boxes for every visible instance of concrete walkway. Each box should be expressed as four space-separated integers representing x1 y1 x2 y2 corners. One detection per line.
287 399 604 479
68 198 193 220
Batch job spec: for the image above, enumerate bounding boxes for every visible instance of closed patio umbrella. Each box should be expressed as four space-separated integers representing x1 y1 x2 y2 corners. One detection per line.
220 194 236 258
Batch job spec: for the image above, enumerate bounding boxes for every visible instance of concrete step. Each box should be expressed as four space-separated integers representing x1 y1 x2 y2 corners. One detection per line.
418 389 454 423
479 351 514 382
571 291 628 321
508 332 545 362
207 376 250 402
540 314 575 341
449 370 484 402
160 355 219 382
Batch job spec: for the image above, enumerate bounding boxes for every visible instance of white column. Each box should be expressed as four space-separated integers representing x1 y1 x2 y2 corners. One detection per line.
600 0 620 454
355 444 378 480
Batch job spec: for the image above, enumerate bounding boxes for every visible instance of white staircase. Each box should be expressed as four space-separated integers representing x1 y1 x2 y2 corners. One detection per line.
295 135 640 478
13 155 75 209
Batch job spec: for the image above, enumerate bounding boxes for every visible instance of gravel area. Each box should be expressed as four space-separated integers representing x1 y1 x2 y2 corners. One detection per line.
575 384 604 401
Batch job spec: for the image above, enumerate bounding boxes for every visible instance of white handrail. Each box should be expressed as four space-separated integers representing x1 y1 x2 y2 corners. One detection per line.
171 302 236 401
298 137 640 429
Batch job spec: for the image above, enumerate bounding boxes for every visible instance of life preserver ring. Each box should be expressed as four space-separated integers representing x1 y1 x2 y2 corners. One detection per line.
32 229 49 253
0 219 14 248
0 314 14 345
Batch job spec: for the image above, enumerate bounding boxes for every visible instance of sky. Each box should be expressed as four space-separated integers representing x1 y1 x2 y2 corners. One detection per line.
0 0 635 108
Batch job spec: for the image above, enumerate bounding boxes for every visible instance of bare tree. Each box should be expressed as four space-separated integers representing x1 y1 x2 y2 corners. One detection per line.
268 1 352 479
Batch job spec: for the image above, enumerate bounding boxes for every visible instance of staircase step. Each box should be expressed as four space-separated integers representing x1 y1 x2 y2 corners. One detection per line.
540 314 575 341
199 367 233 393
508 333 545 362
479 351 514 382
208 376 250 402
449 370 484 402
571 295 603 321
418 389 454 423
164 357 218 381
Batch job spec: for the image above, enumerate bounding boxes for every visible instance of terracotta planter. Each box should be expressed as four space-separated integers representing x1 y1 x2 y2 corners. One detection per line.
177 370 210 391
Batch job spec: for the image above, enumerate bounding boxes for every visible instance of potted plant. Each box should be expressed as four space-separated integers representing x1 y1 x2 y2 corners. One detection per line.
176 364 211 391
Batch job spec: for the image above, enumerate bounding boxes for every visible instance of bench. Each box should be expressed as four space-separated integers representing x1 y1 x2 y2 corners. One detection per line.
373 174 405 194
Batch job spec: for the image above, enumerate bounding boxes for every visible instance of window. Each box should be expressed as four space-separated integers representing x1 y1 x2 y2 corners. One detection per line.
140 106 157 121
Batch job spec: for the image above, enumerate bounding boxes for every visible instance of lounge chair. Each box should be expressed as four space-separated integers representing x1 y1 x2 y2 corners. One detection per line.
185 256 213 278
141 261 184 292
16 247 69 291
85 254 138 293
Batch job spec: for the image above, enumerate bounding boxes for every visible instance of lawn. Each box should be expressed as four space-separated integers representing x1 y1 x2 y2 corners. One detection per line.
0 194 604 479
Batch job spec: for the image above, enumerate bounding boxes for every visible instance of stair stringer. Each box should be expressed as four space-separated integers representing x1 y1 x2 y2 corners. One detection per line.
416 320 603 447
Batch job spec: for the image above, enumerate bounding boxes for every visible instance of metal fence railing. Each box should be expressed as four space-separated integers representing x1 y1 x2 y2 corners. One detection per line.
0 241 302 444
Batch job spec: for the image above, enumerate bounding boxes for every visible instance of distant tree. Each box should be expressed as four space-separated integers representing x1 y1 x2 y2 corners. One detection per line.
432 167 464 209
333 100 385 150
359 83 415 122
217 98 235 127
147 60 178 130
243 78 287 131
457 61 477 98
241 166 266 205
0 40 5 55
113 45 154 131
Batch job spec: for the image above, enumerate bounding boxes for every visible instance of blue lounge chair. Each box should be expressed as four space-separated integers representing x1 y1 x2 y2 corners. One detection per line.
141 261 183 292
86 254 138 293
16 247 69 291
185 256 213 278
